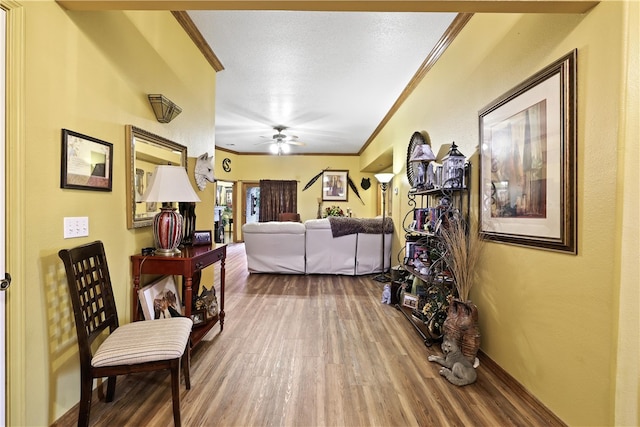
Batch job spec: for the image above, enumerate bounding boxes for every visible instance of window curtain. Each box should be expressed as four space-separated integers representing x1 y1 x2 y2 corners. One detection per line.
259 180 297 222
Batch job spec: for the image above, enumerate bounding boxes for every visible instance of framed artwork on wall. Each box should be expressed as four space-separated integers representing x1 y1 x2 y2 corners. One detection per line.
60 129 113 191
479 49 577 254
322 170 348 201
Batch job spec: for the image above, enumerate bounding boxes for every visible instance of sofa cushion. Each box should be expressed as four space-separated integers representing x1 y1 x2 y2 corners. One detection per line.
355 232 393 275
242 221 306 274
242 221 306 234
305 219 357 275
304 218 331 229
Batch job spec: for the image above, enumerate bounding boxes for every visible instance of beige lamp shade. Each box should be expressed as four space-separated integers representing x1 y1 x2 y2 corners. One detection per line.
141 165 200 256
409 144 436 163
374 173 394 184
142 165 200 203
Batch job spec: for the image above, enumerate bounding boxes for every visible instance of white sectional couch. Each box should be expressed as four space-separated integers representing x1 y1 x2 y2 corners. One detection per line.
305 219 358 275
242 221 307 274
242 217 393 275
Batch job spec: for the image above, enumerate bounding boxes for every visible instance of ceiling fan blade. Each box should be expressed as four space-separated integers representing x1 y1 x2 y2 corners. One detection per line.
286 140 305 146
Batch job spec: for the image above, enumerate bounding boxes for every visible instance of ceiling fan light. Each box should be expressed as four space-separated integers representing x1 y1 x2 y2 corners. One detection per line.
270 143 280 155
281 143 290 154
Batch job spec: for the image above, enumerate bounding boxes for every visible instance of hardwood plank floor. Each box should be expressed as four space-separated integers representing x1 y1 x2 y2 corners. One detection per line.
54 243 566 427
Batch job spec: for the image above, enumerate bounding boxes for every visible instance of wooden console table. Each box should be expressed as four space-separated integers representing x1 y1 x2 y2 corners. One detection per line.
131 244 227 346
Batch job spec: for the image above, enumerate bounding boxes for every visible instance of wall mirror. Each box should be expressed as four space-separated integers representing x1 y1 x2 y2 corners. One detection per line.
126 125 187 229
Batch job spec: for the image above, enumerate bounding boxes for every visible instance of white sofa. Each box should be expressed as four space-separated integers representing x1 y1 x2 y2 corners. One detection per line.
305 219 358 275
242 221 306 274
242 218 392 275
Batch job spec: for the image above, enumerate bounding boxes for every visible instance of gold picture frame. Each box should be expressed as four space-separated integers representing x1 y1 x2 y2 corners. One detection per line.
322 170 348 201
479 50 577 254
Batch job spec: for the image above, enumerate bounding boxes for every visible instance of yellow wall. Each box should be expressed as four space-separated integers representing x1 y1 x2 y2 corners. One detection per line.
362 3 638 426
7 1 638 425
214 152 386 228
8 2 216 425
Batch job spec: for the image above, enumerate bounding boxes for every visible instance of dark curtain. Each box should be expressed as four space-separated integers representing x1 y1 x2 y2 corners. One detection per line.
259 180 298 222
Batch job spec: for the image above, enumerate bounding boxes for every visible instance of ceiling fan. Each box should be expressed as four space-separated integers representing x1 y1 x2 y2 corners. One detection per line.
258 126 305 155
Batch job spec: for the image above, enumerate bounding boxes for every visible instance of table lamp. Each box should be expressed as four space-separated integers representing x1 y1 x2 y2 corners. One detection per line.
141 165 200 256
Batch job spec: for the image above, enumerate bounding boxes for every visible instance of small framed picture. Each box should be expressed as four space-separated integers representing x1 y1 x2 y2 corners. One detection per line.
191 309 206 326
138 276 182 320
61 129 113 191
193 230 212 246
402 293 419 309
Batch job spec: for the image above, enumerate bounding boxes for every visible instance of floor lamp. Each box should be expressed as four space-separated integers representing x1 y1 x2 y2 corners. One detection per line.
373 173 394 282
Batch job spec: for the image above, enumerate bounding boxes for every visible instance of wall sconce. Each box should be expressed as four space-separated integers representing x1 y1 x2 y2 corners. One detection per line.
148 94 182 123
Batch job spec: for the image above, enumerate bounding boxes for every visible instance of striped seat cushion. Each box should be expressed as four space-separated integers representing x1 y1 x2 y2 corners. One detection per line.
92 317 193 367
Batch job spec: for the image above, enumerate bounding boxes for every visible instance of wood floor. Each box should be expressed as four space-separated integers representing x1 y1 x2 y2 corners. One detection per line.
54 243 565 427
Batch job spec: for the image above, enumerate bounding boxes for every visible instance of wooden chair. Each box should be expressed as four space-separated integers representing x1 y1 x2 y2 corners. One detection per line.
278 212 301 222
58 241 192 427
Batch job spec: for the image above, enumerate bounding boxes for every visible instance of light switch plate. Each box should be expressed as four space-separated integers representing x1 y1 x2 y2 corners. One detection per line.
64 217 89 239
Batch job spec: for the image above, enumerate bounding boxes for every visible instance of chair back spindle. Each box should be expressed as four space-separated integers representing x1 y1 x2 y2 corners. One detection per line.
59 242 119 365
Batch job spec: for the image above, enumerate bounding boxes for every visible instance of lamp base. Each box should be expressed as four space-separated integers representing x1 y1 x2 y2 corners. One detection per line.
373 273 390 283
153 207 184 257
154 247 182 257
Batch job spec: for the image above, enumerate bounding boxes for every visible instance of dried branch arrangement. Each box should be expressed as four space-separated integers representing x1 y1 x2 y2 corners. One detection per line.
440 217 485 302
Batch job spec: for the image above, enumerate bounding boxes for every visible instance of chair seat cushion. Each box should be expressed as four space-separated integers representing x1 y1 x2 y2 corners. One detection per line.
92 317 193 367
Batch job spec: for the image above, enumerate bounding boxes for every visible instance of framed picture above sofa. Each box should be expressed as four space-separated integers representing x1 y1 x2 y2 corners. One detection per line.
322 170 348 201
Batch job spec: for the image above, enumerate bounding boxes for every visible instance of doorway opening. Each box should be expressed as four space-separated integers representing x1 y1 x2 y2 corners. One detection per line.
215 180 235 243
240 182 260 242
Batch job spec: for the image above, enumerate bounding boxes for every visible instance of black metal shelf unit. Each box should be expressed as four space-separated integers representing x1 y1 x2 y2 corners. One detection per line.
395 163 470 347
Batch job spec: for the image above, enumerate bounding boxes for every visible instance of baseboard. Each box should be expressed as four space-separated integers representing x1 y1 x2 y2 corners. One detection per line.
478 350 567 426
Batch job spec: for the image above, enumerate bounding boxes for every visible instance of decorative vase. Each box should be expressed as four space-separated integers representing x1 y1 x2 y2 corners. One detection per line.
443 298 480 364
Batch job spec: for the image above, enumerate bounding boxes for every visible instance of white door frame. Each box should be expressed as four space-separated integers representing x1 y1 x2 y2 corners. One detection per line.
3 1 26 425
0 8 6 425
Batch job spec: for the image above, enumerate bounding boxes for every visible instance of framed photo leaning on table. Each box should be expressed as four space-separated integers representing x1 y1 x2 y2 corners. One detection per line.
479 49 577 254
138 276 183 320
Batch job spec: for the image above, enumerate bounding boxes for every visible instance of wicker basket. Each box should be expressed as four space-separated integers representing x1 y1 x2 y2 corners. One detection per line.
443 298 480 363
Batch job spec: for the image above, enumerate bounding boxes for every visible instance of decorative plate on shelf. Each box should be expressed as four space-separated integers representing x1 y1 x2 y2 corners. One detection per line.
406 131 427 187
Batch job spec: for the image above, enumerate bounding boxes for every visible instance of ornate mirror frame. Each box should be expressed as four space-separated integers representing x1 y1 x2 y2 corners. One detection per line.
125 125 187 229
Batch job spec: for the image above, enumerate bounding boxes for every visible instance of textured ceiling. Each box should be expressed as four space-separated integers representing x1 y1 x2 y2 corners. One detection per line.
187 11 457 155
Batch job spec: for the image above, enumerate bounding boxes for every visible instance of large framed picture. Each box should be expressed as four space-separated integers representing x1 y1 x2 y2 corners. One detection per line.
60 129 113 191
138 275 183 320
322 170 348 201
479 50 577 254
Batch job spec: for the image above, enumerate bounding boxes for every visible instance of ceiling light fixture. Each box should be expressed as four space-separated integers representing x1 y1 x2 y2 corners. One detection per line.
270 141 290 155
148 94 182 123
